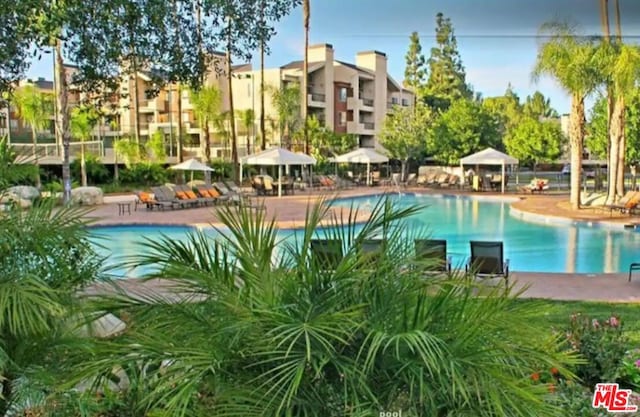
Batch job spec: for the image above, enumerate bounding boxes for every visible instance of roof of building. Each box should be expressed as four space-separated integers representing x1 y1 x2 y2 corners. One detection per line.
280 60 304 70
335 61 374 75
232 63 252 72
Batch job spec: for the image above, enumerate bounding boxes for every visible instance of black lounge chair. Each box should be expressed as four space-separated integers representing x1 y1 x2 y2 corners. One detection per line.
214 182 242 204
150 186 183 209
414 239 452 273
310 239 343 270
359 238 386 267
466 240 510 285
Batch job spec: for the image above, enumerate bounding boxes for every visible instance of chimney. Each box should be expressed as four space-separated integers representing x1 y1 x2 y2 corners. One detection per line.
355 50 387 73
308 43 334 63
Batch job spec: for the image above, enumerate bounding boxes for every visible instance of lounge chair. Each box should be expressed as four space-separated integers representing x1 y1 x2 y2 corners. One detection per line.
521 178 549 194
196 186 229 205
466 241 510 286
169 185 200 208
404 173 417 187
434 173 450 188
150 186 183 209
134 190 172 211
605 191 640 215
175 185 210 206
359 238 386 267
310 239 343 270
214 182 242 204
414 239 452 273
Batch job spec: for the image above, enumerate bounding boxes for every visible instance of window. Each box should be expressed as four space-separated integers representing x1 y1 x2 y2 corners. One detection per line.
391 97 398 104
402 99 408 106
339 112 346 126
339 87 347 102
0 115 6 129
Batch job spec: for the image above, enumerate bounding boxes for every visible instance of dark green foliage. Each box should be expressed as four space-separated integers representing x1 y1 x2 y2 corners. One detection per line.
403 31 426 95
426 99 500 164
119 163 168 185
523 91 560 119
552 381 610 417
562 313 627 387
422 12 473 110
0 137 38 189
71 154 111 184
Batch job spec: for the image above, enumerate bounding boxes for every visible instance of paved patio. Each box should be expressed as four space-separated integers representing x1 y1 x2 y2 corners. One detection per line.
85 186 640 303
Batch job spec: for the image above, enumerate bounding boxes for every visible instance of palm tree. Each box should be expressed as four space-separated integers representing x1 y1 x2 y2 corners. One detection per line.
225 17 239 179
259 0 267 152
13 84 53 188
190 86 222 162
71 197 578 416
70 105 99 186
240 108 255 155
302 0 310 154
268 82 301 149
533 22 600 210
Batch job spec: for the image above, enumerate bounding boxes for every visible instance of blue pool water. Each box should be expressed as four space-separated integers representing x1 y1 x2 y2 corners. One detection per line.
91 194 640 276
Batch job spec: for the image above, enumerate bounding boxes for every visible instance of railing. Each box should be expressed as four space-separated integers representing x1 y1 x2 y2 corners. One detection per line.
362 98 374 107
11 143 59 158
310 93 326 102
363 122 375 130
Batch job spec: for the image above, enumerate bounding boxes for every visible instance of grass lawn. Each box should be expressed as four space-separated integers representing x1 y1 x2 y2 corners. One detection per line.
519 299 640 345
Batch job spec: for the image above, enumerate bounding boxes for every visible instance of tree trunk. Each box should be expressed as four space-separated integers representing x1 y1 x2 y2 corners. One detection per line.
614 0 622 39
615 95 626 196
401 159 407 182
54 39 71 203
260 0 266 151
80 142 87 186
569 95 585 210
204 118 211 161
114 146 119 182
605 101 620 205
130 55 141 145
302 0 310 154
227 35 238 180
31 128 41 188
246 132 250 155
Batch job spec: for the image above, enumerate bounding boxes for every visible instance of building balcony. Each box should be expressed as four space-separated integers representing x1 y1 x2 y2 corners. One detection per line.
346 121 375 134
363 122 375 130
139 99 166 113
308 92 326 108
362 97 374 107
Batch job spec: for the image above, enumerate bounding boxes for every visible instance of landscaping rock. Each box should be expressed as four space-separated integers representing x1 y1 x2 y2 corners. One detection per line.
71 186 104 205
1 186 40 208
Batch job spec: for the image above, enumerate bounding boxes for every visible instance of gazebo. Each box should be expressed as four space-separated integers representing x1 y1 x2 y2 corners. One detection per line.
459 148 519 193
169 158 215 185
240 147 316 197
332 148 389 186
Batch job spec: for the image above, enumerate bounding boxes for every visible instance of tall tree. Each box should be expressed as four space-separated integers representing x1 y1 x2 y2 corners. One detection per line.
379 103 432 180
504 117 565 173
482 85 522 139
0 0 37 95
403 31 427 101
70 105 99 186
533 22 600 210
191 85 222 162
13 84 53 188
302 0 310 154
426 99 500 165
260 0 267 151
522 91 559 119
422 13 472 110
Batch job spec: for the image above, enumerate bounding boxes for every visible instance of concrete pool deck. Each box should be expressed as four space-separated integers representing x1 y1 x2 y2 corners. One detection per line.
85 186 640 303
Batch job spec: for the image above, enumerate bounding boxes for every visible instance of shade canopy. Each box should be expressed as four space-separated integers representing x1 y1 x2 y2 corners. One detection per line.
333 148 389 164
169 158 214 171
241 147 316 166
460 148 518 165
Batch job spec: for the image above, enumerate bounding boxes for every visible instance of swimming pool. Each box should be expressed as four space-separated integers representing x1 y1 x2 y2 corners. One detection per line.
92 193 640 276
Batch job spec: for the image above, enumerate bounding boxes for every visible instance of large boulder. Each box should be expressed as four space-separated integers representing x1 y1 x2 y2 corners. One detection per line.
71 186 104 206
1 185 40 208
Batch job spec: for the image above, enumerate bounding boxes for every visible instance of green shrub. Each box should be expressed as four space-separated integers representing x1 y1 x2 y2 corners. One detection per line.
70 154 111 184
552 381 609 417
562 314 627 387
210 158 232 179
120 163 168 185
617 348 640 390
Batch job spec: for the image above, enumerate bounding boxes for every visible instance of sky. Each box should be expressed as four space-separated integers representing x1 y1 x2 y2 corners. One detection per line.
25 0 640 115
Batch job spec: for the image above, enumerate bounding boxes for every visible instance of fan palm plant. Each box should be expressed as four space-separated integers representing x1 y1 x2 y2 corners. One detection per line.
190 86 223 162
0 200 105 415
69 197 578 416
533 22 601 210
268 83 301 149
240 108 255 155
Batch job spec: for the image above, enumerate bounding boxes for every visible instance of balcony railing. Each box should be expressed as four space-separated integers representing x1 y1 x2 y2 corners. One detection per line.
310 93 325 102
362 98 374 107
363 122 375 130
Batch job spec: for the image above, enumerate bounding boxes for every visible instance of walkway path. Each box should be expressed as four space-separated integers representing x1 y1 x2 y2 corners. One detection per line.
87 187 640 303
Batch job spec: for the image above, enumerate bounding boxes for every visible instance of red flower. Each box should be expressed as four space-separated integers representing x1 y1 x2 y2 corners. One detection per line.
531 372 540 382
550 367 559 376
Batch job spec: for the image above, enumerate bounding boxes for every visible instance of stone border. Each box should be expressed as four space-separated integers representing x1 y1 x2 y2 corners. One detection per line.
509 205 629 230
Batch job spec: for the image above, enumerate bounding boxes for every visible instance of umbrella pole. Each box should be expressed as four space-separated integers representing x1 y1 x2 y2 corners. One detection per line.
501 162 505 194
278 165 283 197
367 163 371 186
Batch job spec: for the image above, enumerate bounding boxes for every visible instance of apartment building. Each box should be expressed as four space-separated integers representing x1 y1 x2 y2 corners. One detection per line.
4 44 412 163
231 43 414 151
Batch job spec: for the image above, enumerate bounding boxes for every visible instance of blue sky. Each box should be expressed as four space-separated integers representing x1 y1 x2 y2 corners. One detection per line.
26 0 640 114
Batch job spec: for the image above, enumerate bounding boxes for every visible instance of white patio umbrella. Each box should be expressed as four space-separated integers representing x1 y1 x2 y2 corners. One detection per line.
333 148 389 186
169 158 214 184
240 147 317 197
459 148 519 193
